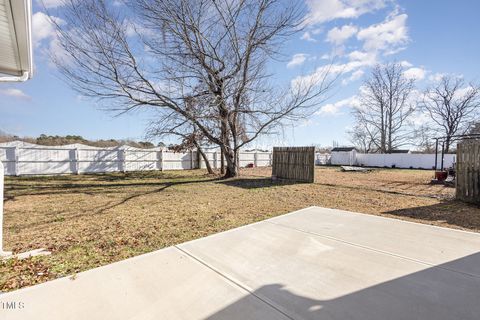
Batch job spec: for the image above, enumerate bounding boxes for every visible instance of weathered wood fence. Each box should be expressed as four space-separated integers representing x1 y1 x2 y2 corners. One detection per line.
272 146 315 183
456 141 480 204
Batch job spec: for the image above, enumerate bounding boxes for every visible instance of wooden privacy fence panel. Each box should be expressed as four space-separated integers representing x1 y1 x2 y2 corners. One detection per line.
456 141 480 204
272 147 315 183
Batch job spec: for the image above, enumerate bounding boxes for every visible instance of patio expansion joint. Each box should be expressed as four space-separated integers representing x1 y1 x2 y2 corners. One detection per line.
173 245 297 320
265 220 480 280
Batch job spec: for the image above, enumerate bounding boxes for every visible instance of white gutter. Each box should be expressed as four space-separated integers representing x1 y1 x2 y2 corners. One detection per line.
0 70 30 82
0 0 33 81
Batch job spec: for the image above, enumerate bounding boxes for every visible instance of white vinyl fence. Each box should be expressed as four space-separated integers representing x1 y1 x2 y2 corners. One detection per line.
316 153 331 165
1 141 455 175
0 142 273 176
331 151 456 169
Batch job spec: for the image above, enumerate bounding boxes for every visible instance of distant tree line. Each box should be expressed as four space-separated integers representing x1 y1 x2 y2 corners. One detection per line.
0 133 157 149
349 62 480 154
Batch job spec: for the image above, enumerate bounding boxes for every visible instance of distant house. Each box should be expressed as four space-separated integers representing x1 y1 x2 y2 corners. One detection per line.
244 148 270 153
331 147 357 152
331 147 357 165
389 149 410 154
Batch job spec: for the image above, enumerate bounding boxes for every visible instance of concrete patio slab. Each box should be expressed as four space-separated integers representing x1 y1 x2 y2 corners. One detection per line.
1 206 480 320
0 247 290 320
268 207 480 277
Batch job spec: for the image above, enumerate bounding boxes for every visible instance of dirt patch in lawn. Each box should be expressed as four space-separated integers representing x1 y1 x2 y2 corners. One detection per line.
1 166 479 291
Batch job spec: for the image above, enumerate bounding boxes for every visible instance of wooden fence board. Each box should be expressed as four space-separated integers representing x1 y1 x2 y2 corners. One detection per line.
272 147 315 183
456 140 480 203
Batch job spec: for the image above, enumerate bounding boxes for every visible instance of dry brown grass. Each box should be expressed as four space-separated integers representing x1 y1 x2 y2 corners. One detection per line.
1 166 479 291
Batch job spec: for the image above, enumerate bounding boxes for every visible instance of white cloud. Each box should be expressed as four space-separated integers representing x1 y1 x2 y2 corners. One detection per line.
301 28 323 42
428 72 446 82
287 54 308 68
0 88 31 100
400 60 413 68
37 0 64 9
403 67 426 80
303 0 386 26
350 69 365 80
301 32 315 42
316 96 361 116
32 12 64 48
296 4 413 97
348 50 371 62
342 69 365 85
410 110 431 126
125 21 155 38
292 49 376 91
357 12 409 54
454 86 476 100
326 25 358 45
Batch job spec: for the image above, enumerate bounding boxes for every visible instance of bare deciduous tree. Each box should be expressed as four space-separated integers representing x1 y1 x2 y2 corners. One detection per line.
347 124 375 153
412 124 435 153
147 113 215 174
421 75 480 152
352 62 415 153
51 0 333 177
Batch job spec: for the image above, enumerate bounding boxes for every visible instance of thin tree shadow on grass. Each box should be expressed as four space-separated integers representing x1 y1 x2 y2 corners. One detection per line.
11 178 221 229
4 177 220 199
384 200 480 231
218 178 304 189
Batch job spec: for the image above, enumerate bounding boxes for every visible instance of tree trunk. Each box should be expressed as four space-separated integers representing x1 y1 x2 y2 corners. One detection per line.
445 136 451 153
388 111 393 152
196 145 214 174
220 149 225 174
380 105 386 153
222 148 239 178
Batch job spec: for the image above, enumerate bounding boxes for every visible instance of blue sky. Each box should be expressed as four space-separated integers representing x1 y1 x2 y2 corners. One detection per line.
1 0 479 148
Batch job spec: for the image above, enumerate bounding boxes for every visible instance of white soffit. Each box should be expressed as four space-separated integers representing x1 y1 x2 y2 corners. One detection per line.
0 0 32 78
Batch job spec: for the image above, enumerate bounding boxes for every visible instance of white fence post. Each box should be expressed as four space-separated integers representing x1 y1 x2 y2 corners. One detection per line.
190 150 194 169
74 148 80 174
118 149 126 173
213 151 218 169
254 152 258 167
0 160 11 256
13 147 19 176
159 149 164 171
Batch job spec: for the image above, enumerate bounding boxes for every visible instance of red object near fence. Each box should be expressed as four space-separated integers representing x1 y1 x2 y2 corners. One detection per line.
434 171 448 181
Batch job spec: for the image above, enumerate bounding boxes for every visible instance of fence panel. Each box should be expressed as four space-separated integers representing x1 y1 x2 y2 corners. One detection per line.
334 152 456 169
78 148 121 173
18 147 73 175
0 142 277 176
238 152 255 167
316 153 331 165
272 146 315 183
162 151 197 170
0 147 17 175
124 149 159 172
256 152 272 167
456 141 480 204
